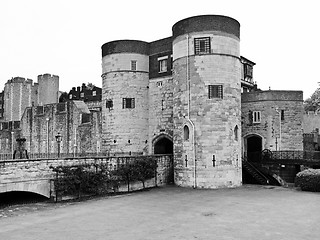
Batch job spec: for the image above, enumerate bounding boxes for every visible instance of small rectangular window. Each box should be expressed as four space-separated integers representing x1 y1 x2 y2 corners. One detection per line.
194 37 211 55
122 98 135 109
244 64 253 78
156 81 163 87
106 99 113 109
281 110 285 121
36 106 44 115
208 85 223 99
69 94 73 99
2 122 8 130
80 92 84 98
159 59 168 73
57 103 66 113
92 91 96 96
253 111 261 123
81 113 91 124
131 60 137 71
13 121 20 129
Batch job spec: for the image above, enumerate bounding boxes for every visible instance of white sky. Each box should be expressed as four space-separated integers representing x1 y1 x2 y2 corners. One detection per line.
0 0 319 99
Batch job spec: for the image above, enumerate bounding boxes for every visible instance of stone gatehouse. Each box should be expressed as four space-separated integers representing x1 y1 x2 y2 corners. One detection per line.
0 15 304 189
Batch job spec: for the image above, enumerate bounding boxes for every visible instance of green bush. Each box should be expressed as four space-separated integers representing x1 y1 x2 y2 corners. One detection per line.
295 169 320 192
51 164 111 198
51 157 158 199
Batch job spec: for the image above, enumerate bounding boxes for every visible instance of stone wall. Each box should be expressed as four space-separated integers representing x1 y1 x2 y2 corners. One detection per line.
3 77 35 121
38 74 59 105
19 101 101 155
0 155 173 198
172 16 242 188
242 90 304 151
148 76 174 152
102 50 149 154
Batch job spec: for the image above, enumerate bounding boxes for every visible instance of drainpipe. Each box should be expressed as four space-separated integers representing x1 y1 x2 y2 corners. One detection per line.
186 34 197 188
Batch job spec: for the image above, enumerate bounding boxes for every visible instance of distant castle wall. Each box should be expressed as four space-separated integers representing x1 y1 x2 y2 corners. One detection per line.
242 90 304 151
38 74 59 105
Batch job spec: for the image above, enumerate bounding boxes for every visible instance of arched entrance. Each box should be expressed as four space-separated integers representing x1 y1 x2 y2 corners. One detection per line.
245 134 262 162
153 135 173 154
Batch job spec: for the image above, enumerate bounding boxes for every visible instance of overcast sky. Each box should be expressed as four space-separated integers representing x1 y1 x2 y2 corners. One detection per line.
0 0 319 99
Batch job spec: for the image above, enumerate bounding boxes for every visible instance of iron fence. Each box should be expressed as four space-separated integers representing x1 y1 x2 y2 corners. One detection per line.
0 151 144 161
246 150 320 165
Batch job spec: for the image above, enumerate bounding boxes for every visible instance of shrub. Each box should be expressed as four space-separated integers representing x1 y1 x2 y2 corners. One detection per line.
295 169 320 192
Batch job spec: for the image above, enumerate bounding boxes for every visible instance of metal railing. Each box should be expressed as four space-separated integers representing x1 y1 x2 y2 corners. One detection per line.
0 151 144 162
245 150 320 165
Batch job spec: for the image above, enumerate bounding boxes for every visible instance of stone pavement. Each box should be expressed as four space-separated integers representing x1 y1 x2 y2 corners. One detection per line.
0 185 320 240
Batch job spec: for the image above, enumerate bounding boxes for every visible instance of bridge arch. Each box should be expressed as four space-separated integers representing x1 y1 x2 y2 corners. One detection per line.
152 134 173 155
0 180 52 198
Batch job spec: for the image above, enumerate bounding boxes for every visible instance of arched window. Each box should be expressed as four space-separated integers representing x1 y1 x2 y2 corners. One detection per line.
184 125 190 141
234 125 238 141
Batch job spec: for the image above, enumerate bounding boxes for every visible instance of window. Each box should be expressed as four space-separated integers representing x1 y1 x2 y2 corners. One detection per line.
80 92 84 98
234 125 238 141
194 37 211 55
106 99 113 109
57 103 66 113
122 98 135 109
184 125 190 141
208 85 223 99
92 91 96 96
156 81 163 87
14 121 20 129
244 64 253 78
131 60 137 71
69 94 73 99
81 113 91 124
2 122 8 130
281 110 285 121
158 56 168 73
36 106 44 115
253 111 261 123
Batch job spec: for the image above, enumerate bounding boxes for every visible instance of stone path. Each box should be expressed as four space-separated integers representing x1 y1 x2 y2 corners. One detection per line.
0 185 320 240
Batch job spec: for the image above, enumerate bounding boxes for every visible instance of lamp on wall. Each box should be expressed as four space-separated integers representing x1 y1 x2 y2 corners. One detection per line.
55 132 62 158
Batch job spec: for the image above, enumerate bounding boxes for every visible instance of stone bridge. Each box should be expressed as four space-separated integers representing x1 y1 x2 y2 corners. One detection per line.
0 155 173 199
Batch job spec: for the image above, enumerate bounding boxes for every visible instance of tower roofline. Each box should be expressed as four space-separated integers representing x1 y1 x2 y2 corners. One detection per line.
172 15 240 40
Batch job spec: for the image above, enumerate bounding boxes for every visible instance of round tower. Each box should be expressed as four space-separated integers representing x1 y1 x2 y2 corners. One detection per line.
172 15 242 188
101 40 149 155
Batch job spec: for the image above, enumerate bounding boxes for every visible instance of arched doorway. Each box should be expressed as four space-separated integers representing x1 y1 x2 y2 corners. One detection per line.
154 136 173 154
245 134 262 162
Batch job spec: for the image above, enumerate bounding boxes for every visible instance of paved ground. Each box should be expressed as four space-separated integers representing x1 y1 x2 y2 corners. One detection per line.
0 185 320 240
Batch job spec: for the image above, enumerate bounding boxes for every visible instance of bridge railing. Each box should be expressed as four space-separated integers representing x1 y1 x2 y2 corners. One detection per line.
0 151 144 162
247 150 320 165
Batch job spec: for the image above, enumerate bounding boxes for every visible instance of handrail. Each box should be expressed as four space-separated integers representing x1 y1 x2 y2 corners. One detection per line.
0 154 173 164
242 157 269 184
